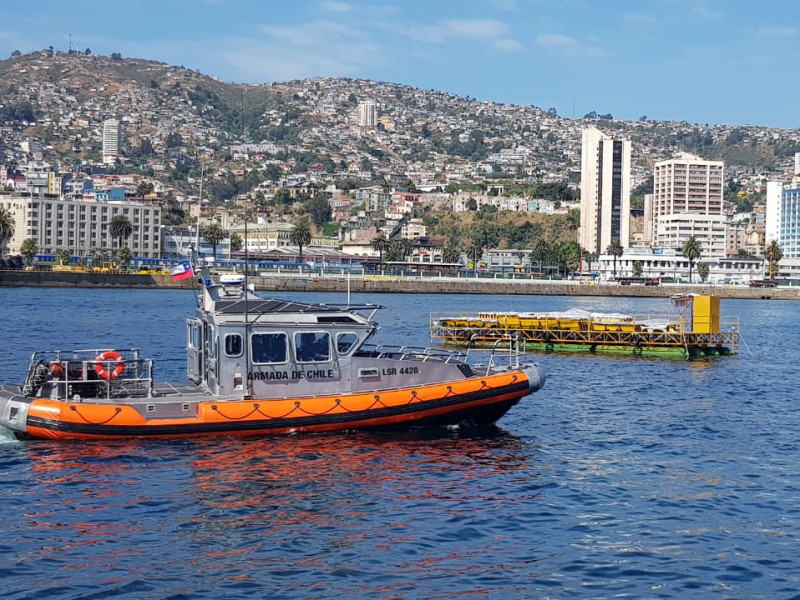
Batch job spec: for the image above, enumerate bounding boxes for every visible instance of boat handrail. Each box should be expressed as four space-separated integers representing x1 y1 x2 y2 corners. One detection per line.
22 349 154 400
357 343 468 363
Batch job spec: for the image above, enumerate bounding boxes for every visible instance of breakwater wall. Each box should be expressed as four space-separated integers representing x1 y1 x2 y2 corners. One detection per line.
2 269 798 300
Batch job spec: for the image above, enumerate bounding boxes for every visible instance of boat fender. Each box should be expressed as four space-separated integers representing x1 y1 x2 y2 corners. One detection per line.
95 351 125 380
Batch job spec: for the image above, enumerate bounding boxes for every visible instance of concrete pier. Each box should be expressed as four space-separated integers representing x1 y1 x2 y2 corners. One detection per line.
2 269 796 300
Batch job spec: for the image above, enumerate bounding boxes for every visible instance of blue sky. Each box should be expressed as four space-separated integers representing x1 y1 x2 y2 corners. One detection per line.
2 0 798 128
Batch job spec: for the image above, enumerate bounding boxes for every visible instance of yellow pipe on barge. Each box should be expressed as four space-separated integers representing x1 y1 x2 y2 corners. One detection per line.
430 295 739 359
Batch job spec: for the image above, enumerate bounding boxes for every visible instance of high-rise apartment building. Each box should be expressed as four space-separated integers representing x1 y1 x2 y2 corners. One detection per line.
102 118 121 165
579 127 631 255
766 181 800 258
357 101 378 127
652 153 724 218
651 153 725 256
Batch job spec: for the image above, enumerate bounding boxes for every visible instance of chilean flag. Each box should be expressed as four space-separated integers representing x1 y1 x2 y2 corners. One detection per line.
171 261 194 281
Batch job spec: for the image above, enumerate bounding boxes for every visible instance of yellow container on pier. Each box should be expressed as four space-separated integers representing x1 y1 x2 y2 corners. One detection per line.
692 295 720 334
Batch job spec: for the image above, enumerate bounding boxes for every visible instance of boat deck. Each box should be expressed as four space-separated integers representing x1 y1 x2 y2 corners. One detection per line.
0 382 215 405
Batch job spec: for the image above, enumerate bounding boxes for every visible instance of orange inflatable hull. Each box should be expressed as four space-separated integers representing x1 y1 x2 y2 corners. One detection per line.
23 371 531 440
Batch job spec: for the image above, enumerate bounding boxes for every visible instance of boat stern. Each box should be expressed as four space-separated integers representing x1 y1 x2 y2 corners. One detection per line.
0 387 32 437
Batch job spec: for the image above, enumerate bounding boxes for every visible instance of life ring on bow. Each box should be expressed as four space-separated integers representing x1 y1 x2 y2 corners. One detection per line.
95 351 125 380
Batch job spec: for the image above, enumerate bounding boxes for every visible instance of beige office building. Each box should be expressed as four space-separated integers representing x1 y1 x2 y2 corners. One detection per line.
0 195 161 258
579 127 631 254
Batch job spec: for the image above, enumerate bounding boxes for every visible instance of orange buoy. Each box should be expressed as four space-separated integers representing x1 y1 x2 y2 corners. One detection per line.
49 361 65 378
95 351 125 380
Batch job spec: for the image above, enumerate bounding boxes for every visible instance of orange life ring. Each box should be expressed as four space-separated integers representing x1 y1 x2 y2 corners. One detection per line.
95 351 125 380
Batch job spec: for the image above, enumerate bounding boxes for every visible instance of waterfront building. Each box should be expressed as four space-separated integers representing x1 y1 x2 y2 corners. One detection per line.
161 225 231 261
654 213 728 258
0 194 161 258
579 127 632 255
102 118 121 165
766 181 800 258
595 248 764 284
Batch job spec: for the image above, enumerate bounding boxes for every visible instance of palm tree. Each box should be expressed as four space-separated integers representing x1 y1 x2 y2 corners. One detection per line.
766 240 783 281
697 262 710 282
0 207 15 256
606 240 623 279
20 238 38 266
395 238 412 262
290 218 312 264
442 243 460 264
203 222 226 259
531 237 550 273
681 236 702 283
466 243 483 275
370 232 390 270
109 214 132 250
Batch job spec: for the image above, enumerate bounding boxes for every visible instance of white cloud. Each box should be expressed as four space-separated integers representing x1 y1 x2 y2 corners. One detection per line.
755 26 796 39
535 33 604 58
440 18 510 40
495 38 522 52
692 5 722 20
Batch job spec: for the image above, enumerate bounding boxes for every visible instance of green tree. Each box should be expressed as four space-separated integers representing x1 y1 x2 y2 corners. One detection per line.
697 262 710 282
117 246 132 266
109 214 132 250
531 238 550 272
370 232 390 269
303 194 332 227
632 260 643 277
203 222 226 259
466 197 478 211
392 238 412 261
56 249 71 265
230 232 243 253
0 207 15 256
137 181 154 197
766 240 783 280
606 240 624 279
274 188 292 205
20 238 38 265
290 218 312 264
442 244 460 264
681 236 702 283
466 243 483 273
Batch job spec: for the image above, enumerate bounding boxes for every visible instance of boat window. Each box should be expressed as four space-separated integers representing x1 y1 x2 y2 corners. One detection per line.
225 334 243 357
295 332 331 363
251 333 288 364
336 332 358 355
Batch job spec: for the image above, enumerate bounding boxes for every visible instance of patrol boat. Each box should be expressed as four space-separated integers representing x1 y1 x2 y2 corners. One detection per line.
0 257 545 440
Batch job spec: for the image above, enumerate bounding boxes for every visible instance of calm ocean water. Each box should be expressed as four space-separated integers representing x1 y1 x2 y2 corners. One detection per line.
1 286 799 599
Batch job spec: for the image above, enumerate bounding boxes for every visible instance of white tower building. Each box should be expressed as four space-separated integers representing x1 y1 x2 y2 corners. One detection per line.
102 118 121 165
579 127 631 255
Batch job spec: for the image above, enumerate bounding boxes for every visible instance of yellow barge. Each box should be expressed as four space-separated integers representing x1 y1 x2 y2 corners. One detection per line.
431 295 739 359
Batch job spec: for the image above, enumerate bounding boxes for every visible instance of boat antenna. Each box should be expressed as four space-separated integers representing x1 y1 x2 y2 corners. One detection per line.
196 157 204 251
241 88 252 398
